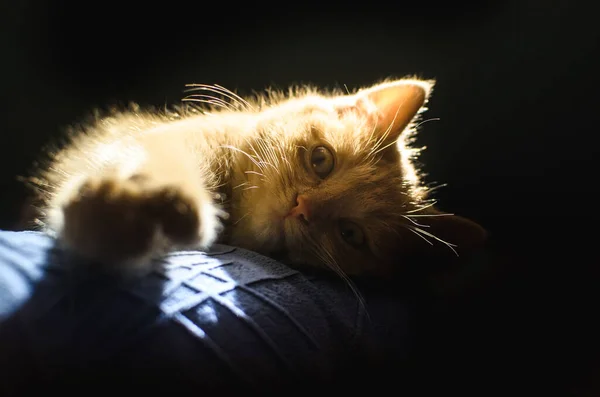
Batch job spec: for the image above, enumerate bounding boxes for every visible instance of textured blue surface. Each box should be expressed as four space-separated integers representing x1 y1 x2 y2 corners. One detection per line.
0 230 411 392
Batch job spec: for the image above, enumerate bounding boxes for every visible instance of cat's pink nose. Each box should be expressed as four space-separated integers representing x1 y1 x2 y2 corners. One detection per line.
287 194 311 222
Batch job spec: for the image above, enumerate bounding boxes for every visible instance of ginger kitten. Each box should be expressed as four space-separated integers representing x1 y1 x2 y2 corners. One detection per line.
28 78 486 277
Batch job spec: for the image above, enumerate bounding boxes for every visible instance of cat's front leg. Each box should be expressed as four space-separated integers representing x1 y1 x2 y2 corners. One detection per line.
53 172 223 276
47 137 224 276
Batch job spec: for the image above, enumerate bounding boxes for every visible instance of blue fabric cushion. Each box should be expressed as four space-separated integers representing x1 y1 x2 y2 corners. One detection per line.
0 231 411 393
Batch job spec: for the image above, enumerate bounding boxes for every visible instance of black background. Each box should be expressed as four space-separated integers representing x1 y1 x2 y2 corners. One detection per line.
1 0 599 393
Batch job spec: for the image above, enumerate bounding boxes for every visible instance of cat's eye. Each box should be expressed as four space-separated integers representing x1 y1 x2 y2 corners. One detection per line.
339 220 365 248
310 146 335 179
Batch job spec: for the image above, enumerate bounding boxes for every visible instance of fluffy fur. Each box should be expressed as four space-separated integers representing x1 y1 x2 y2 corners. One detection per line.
27 78 486 277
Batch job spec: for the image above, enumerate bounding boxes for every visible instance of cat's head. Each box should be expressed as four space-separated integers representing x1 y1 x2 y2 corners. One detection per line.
231 78 486 276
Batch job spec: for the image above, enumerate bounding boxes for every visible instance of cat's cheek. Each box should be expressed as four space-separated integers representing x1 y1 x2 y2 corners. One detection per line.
229 217 284 255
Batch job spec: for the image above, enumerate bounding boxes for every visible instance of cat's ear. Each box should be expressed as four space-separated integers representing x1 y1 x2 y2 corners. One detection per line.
338 79 434 145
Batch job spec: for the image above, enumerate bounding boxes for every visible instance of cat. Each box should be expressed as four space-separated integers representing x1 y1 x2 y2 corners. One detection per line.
27 78 486 278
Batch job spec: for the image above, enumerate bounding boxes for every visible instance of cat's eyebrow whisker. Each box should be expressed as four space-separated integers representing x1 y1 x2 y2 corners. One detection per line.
181 99 228 112
369 99 407 158
184 84 252 111
213 84 255 111
182 93 231 107
258 161 278 172
365 113 380 155
242 185 259 191
182 95 235 111
371 137 400 157
280 148 293 173
260 136 280 168
257 138 277 169
266 141 287 182
243 138 270 175
220 145 263 170
252 137 282 179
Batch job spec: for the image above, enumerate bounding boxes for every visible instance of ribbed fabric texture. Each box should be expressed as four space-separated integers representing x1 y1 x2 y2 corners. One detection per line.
0 231 410 393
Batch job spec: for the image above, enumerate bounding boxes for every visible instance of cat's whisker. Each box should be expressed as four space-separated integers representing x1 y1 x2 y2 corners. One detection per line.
244 170 265 177
410 225 459 256
313 242 370 322
211 180 229 190
48 166 68 177
414 117 441 129
26 180 53 195
401 215 429 228
403 200 438 214
425 183 447 194
405 226 434 245
380 220 409 245
242 185 259 191
404 213 454 218
234 211 251 225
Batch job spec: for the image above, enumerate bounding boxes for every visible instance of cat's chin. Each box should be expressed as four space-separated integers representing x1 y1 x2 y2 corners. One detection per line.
247 219 299 263
268 249 290 264
274 252 328 274
266 249 305 269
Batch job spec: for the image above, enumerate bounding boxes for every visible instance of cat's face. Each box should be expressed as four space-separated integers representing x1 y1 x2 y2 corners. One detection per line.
231 79 485 276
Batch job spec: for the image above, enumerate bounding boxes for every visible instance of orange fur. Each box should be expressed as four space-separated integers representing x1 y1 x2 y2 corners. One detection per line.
29 78 485 277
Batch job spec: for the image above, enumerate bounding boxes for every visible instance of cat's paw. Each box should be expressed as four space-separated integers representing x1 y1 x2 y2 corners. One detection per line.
56 175 220 274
